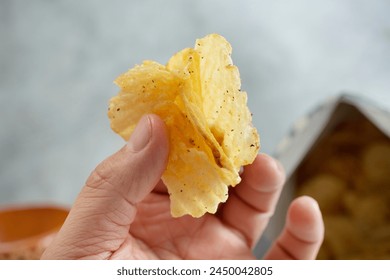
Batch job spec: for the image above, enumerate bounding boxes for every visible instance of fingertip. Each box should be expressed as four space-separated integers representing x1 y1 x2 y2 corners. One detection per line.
148 113 166 132
258 153 286 184
243 153 285 192
287 196 324 243
258 153 284 173
264 196 324 260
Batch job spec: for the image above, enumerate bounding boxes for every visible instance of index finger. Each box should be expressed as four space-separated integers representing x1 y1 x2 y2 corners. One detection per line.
219 153 286 248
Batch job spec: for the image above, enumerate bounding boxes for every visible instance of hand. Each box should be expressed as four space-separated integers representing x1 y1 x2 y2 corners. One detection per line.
41 114 324 260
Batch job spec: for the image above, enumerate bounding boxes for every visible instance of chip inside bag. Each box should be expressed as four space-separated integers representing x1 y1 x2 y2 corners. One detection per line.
108 34 260 217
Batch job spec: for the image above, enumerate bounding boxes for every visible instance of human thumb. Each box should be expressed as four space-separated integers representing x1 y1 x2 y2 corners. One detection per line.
42 114 169 259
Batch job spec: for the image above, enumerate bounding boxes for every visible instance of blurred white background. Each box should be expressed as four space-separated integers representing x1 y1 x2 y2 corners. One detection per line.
1 0 390 255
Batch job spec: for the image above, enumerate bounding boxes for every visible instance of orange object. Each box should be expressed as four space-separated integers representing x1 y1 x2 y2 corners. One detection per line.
0 204 69 259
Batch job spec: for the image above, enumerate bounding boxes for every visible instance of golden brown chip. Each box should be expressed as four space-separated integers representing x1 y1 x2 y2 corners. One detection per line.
195 34 259 168
362 141 390 185
322 215 363 259
344 193 389 230
108 34 260 217
297 174 347 214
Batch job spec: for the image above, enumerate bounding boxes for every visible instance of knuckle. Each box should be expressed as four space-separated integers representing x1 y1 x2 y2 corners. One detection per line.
86 160 115 190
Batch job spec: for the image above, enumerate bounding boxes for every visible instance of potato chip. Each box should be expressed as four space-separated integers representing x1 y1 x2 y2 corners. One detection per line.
297 174 347 214
108 34 260 217
362 141 390 185
321 215 363 259
344 192 389 230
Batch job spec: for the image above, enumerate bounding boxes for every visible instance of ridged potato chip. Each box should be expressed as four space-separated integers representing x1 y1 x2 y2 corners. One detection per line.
108 34 260 217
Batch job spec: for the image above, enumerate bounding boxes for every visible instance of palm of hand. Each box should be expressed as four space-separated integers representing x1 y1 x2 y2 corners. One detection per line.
111 192 253 260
